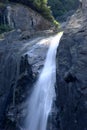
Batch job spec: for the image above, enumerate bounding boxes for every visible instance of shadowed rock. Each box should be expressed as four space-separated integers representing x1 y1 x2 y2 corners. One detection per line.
56 2 87 130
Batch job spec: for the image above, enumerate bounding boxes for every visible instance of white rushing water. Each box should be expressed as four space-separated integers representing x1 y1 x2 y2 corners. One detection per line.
25 32 63 130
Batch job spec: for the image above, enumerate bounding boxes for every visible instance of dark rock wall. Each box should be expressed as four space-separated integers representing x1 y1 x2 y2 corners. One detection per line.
56 5 87 130
0 50 33 129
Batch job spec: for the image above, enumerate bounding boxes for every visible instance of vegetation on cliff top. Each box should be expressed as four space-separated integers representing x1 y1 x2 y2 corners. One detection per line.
0 0 59 33
8 0 79 24
0 0 79 33
48 0 79 18
6 0 58 26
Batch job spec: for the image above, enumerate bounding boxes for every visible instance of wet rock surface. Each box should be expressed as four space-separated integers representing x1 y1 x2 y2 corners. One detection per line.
0 30 53 129
56 7 87 130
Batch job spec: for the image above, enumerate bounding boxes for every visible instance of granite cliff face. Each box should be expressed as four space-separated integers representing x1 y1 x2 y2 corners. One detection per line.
56 1 87 130
0 2 51 34
1 1 87 130
0 29 54 129
0 1 54 129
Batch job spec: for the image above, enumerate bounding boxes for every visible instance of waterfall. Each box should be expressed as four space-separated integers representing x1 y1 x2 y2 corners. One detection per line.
7 6 14 28
25 32 63 130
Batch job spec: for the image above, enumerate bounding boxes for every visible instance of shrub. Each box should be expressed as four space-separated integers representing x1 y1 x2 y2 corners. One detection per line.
0 24 12 34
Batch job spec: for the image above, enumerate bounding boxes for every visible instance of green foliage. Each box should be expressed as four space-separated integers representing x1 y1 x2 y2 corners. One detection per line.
48 0 79 18
28 0 54 22
0 24 12 34
7 0 55 23
1 0 60 28
53 20 60 28
25 0 60 27
9 0 60 28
